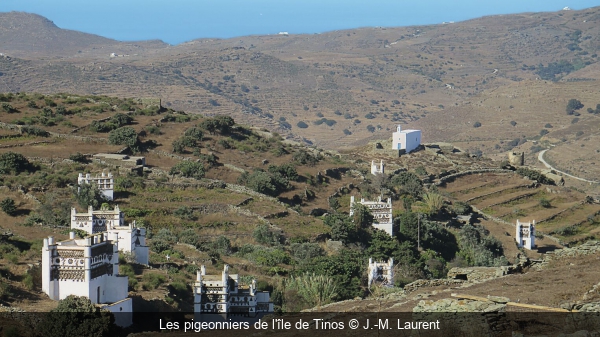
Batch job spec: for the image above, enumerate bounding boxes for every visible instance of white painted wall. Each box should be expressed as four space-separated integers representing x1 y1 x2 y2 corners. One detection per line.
350 196 394 236
101 298 132 327
392 125 422 153
78 172 114 201
42 234 130 306
516 220 536 250
371 160 384 175
106 227 149 265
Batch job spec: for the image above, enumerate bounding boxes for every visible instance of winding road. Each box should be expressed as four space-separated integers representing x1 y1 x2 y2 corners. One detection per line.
538 149 600 184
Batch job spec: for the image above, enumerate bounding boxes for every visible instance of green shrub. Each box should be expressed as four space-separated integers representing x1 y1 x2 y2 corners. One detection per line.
179 229 201 248
253 224 278 245
199 115 234 134
218 139 232 149
296 121 308 128
0 152 32 174
238 170 288 196
69 152 88 163
145 125 162 135
74 183 106 209
169 161 205 179
20 126 49 137
539 198 551 208
451 201 471 215
150 240 172 253
184 127 203 141
247 248 290 266
123 208 148 217
173 206 196 220
108 127 139 152
1 103 17 113
211 236 232 255
1 198 17 216
292 150 319 166
142 273 166 290
290 243 324 262
22 273 34 290
5 253 19 264
516 167 554 185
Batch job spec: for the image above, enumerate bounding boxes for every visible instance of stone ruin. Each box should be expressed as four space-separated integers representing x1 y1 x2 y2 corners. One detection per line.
508 151 524 166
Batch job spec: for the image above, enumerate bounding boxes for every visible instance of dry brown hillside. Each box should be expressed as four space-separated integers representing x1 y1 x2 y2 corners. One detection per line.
0 8 599 172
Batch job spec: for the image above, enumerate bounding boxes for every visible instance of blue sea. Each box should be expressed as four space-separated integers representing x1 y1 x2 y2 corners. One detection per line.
0 0 598 45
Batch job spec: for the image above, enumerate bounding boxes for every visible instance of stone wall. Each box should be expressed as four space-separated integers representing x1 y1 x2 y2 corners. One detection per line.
434 169 515 186
403 279 465 293
447 267 503 282
535 241 600 269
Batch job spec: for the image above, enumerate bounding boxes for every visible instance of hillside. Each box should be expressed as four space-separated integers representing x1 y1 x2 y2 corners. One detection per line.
0 92 598 337
0 12 168 58
0 8 599 161
1 6 600 333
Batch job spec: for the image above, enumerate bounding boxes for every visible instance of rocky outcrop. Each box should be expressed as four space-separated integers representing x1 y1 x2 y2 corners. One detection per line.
413 298 506 312
535 241 600 270
578 302 600 312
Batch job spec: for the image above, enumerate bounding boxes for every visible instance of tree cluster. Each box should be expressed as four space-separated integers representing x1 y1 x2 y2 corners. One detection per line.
169 161 206 180
90 113 134 132
566 99 584 115
199 115 235 134
108 126 140 152
237 169 292 197
0 152 35 175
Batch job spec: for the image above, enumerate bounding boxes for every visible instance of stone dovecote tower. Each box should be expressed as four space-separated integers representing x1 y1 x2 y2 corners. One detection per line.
41 232 132 327
515 219 536 250
78 172 114 201
350 195 393 236
371 160 385 175
194 265 273 321
70 206 148 265
368 258 394 288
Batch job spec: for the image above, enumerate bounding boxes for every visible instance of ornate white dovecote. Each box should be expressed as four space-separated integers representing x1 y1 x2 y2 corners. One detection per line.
371 160 385 175
71 205 148 265
516 219 536 250
350 195 394 236
78 172 114 201
42 232 132 327
368 257 394 288
194 264 273 320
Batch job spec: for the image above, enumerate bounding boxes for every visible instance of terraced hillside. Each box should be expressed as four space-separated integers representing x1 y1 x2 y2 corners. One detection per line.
440 172 600 245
